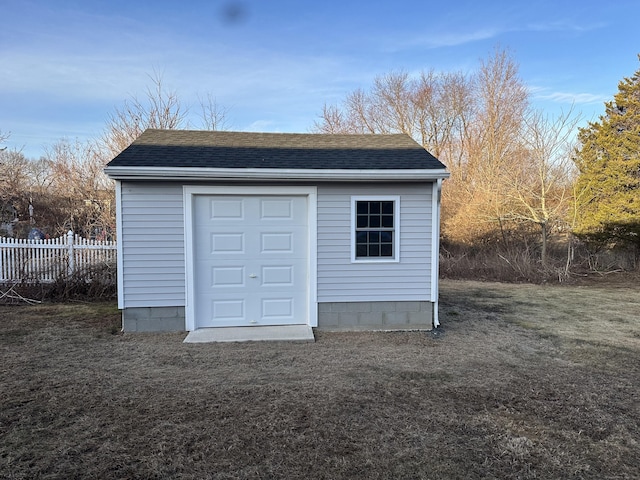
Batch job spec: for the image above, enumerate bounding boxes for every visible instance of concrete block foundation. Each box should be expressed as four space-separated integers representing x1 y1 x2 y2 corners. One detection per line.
122 307 185 332
121 301 433 332
317 301 433 331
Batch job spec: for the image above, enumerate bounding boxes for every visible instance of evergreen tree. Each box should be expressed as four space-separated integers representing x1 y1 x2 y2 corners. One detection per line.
573 56 640 250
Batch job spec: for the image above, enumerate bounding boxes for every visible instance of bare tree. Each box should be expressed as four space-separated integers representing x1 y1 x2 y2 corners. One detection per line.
0 150 31 195
0 130 9 151
371 71 415 135
466 48 528 180
442 48 529 245
345 88 381 133
100 71 232 159
312 69 474 159
100 71 188 158
506 108 581 264
413 70 474 162
313 104 351 134
0 149 32 222
0 147 53 236
198 93 231 131
313 88 380 134
43 139 115 237
0 138 115 238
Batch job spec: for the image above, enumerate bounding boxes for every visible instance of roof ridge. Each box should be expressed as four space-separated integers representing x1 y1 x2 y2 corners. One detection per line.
143 128 409 137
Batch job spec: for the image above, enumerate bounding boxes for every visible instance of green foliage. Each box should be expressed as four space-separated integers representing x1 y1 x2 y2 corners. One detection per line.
573 56 640 249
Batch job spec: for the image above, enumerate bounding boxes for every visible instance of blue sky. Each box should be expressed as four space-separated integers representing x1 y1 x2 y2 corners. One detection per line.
2 0 639 159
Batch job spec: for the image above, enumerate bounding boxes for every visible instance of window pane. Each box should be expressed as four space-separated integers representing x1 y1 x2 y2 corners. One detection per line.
369 231 379 243
382 201 394 214
369 244 380 256
356 231 367 244
382 215 393 228
380 231 392 243
357 215 368 228
356 244 368 257
369 215 380 228
369 202 381 214
380 244 393 256
357 202 368 215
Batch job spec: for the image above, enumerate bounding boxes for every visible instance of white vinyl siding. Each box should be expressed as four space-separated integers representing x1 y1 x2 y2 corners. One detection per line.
120 183 185 307
317 183 433 302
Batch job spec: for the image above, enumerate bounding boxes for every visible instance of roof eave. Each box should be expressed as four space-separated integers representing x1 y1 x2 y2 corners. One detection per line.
104 166 450 182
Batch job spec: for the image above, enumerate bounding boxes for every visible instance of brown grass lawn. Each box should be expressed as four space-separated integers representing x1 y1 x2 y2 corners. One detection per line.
1 280 639 479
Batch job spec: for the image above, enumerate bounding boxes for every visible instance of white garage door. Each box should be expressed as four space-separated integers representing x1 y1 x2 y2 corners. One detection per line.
193 195 308 328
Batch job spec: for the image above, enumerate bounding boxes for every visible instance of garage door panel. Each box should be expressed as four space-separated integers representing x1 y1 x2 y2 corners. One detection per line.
261 232 293 253
211 266 245 287
261 198 292 219
210 232 245 254
262 298 294 320
261 265 294 286
261 228 307 254
211 299 245 325
210 198 244 220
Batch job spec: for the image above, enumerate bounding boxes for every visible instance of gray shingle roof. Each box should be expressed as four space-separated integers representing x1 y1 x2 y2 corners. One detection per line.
106 129 446 170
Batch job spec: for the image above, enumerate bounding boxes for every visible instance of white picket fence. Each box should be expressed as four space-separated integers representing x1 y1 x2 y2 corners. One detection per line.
0 231 117 283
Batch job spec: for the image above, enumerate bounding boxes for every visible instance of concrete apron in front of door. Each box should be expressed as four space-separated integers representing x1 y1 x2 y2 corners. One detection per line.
183 325 315 343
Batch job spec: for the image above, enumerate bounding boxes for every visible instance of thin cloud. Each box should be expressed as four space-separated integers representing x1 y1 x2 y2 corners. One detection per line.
418 28 502 48
0 50 154 102
536 91 610 105
390 14 606 53
385 27 503 52
525 20 607 33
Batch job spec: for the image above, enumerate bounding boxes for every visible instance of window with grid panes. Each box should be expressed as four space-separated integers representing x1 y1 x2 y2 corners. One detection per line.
355 200 395 258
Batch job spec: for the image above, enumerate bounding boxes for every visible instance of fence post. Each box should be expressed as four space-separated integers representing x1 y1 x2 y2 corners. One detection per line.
67 230 74 276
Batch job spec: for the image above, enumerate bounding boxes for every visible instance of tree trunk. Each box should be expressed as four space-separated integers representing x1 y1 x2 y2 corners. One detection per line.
541 222 548 266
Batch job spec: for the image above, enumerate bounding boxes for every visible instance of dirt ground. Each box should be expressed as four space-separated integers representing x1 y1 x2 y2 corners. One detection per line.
1 279 639 479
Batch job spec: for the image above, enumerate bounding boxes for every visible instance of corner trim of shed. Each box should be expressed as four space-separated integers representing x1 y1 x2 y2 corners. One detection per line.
115 180 124 310
430 179 443 328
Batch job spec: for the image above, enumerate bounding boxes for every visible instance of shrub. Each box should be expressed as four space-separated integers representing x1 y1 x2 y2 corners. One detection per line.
0 262 116 304
440 237 639 284
46 262 117 301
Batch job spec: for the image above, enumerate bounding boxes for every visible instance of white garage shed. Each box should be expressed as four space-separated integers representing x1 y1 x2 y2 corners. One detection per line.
104 129 449 334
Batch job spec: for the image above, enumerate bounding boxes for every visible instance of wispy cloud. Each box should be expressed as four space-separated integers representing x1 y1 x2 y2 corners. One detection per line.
386 11 607 53
0 50 155 102
535 91 610 105
399 28 503 50
380 26 505 54
525 20 607 33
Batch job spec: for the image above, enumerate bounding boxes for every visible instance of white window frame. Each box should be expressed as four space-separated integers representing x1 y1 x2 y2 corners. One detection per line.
350 195 400 263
